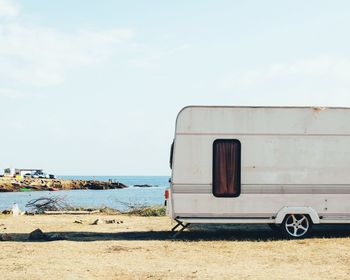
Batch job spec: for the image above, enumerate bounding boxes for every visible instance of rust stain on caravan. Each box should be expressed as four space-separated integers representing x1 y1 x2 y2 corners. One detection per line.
311 107 326 123
313 107 326 112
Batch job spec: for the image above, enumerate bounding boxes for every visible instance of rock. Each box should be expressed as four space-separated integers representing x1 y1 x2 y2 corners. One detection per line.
91 218 103 225
74 220 83 224
1 177 128 192
28 228 66 241
28 228 48 241
111 182 128 189
86 183 105 190
134 184 152 188
2 210 11 215
91 218 123 225
0 233 12 241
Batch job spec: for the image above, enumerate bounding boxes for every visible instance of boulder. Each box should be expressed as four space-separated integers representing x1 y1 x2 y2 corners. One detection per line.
28 228 47 241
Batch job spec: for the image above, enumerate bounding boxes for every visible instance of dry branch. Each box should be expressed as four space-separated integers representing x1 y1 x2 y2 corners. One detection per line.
26 196 72 213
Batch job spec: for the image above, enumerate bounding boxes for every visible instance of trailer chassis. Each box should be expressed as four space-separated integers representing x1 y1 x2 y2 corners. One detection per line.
171 219 191 238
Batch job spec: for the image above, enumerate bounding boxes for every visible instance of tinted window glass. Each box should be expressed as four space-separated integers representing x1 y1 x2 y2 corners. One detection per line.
169 141 174 169
213 139 241 197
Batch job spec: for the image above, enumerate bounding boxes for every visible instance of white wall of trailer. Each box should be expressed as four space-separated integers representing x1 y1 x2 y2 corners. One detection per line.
170 106 350 223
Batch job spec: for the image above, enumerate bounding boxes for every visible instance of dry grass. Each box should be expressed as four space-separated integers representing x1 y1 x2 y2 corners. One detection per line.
0 214 350 279
125 205 166 216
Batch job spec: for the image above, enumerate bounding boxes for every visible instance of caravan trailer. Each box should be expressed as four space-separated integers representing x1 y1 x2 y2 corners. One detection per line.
166 106 350 238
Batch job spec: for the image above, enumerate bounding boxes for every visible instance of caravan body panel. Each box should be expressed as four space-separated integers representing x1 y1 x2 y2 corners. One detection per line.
170 106 350 223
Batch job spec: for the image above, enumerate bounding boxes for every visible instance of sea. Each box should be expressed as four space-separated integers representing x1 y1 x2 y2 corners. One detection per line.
0 176 170 211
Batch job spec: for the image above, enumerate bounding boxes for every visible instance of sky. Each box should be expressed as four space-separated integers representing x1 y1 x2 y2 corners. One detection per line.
1 0 350 175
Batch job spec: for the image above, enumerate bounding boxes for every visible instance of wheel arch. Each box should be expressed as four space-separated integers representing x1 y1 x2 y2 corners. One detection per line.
275 206 320 224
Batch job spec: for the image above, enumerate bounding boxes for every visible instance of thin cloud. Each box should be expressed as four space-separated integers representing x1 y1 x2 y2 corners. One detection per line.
0 4 134 88
0 88 22 98
0 0 18 17
131 44 190 68
220 56 350 94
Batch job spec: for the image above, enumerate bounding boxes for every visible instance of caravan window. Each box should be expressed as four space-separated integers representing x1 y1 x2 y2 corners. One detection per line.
169 141 174 169
213 139 241 197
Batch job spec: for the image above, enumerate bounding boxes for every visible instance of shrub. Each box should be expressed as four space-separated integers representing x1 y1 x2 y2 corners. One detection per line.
127 205 166 216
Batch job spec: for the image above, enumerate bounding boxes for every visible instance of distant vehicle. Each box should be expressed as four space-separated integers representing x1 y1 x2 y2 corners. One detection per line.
31 170 50 179
166 106 350 239
23 173 32 178
34 172 47 178
2 168 56 179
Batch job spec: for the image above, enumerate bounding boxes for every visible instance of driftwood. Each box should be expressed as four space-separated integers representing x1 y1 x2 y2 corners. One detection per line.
43 210 100 215
26 196 72 213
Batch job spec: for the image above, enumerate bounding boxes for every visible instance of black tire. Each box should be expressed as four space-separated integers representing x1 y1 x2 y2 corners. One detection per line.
280 214 313 239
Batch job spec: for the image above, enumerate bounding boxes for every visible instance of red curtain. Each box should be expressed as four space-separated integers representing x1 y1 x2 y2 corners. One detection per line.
213 141 240 196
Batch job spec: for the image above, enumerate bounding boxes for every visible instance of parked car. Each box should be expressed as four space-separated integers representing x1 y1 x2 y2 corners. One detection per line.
32 170 49 179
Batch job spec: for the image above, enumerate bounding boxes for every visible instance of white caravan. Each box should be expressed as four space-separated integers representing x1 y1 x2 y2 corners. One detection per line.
166 106 350 238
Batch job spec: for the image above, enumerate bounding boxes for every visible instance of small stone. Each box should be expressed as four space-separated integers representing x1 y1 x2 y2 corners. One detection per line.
91 218 103 225
28 228 47 241
74 220 83 224
105 219 116 224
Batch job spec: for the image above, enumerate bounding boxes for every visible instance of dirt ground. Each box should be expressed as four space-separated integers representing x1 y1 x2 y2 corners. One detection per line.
0 214 350 280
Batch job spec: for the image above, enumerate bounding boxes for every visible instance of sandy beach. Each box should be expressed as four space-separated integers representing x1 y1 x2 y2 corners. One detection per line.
1 213 350 280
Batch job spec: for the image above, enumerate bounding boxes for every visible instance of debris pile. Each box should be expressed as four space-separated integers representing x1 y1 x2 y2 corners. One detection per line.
26 196 72 213
90 218 123 225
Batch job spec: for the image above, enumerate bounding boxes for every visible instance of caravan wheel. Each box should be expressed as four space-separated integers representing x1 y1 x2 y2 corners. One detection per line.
281 214 312 239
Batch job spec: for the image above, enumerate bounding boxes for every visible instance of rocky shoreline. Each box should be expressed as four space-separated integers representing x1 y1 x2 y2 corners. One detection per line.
0 177 128 192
